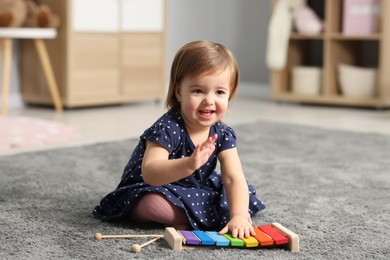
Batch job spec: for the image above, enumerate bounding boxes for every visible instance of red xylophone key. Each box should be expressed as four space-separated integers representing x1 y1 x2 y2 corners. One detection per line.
258 225 288 245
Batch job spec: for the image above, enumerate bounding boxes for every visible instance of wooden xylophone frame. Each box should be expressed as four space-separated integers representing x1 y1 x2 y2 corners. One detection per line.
164 222 299 252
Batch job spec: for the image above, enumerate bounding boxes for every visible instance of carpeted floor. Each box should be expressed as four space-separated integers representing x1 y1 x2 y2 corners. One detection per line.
0 120 389 259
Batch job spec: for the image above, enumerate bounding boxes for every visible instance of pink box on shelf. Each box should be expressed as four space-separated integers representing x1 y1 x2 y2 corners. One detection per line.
342 0 380 35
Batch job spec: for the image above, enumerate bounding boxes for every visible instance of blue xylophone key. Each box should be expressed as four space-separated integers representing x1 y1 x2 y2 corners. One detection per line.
206 231 230 246
192 230 215 246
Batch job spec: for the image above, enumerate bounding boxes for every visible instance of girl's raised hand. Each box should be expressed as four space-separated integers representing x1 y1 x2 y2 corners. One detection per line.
188 134 218 171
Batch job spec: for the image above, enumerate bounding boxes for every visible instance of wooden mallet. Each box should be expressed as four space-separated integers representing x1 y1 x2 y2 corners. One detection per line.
130 236 162 253
94 232 163 240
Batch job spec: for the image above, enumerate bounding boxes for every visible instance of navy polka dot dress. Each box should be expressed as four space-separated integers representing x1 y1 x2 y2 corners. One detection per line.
93 109 265 230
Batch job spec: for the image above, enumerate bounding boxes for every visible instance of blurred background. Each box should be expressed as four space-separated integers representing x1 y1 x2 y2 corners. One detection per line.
167 0 270 84
1 0 390 155
4 0 271 106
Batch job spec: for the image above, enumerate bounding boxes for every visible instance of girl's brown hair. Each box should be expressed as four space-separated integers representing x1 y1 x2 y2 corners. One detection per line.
165 40 240 111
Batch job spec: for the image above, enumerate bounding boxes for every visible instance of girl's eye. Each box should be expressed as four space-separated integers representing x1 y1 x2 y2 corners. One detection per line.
192 89 203 94
216 90 226 95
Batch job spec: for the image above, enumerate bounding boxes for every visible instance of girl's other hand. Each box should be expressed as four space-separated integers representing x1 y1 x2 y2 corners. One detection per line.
218 215 255 239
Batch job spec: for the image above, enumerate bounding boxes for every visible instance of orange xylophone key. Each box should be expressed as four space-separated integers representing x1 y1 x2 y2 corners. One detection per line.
258 225 288 245
252 226 274 246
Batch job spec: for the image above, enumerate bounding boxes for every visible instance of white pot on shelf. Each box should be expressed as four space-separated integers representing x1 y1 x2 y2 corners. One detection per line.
338 63 376 98
291 66 322 96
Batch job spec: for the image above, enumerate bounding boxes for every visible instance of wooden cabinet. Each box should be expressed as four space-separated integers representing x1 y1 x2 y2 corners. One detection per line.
270 0 390 108
20 0 166 108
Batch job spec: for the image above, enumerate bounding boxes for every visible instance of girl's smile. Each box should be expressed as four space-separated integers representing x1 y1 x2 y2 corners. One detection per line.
198 109 216 119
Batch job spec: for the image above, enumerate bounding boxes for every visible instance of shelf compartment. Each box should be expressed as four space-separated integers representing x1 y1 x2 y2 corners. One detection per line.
325 40 379 97
288 39 324 67
271 39 324 96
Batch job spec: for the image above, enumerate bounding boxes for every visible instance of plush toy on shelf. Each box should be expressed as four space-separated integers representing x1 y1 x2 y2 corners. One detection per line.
293 5 323 35
0 0 60 28
266 0 323 70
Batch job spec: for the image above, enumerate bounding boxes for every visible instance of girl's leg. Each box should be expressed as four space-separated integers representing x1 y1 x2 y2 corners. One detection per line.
131 193 190 229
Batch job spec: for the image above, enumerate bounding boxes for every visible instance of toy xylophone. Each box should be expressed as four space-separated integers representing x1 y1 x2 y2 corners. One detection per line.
164 222 299 252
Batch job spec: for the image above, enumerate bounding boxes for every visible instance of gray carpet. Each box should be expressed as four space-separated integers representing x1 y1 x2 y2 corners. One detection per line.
0 120 389 259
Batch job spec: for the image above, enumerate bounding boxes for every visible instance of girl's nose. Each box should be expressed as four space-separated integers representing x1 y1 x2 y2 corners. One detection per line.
203 95 214 105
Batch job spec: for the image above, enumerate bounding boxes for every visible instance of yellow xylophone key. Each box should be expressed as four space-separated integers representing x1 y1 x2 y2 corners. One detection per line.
242 236 259 247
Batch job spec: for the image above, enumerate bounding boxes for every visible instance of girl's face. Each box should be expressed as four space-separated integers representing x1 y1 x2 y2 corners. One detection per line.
175 68 231 132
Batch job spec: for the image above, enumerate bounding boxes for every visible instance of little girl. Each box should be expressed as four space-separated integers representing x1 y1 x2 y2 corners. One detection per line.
93 40 265 238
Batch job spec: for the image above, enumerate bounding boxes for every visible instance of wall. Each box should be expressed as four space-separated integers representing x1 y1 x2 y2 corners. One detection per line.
168 0 271 83
2 0 271 100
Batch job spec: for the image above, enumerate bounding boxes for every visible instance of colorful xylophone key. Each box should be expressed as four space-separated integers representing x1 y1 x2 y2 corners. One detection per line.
206 231 230 246
178 230 201 245
164 222 299 252
192 230 215 246
223 234 245 247
241 236 259 247
252 226 273 246
259 224 289 245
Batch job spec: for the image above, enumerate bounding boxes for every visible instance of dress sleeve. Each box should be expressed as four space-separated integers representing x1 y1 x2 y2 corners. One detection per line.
142 122 179 154
216 125 237 153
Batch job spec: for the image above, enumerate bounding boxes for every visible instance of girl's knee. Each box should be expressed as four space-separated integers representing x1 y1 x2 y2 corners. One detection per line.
131 192 189 226
140 193 171 213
